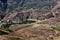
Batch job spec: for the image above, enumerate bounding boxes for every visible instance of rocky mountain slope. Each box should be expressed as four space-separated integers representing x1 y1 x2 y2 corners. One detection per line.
0 0 57 20
0 0 60 40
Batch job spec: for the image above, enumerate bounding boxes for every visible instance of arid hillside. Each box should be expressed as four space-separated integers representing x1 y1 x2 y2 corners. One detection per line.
0 0 60 40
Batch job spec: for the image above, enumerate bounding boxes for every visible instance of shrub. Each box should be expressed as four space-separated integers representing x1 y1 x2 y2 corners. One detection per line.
22 20 36 24
1 23 12 29
52 26 60 31
6 29 13 32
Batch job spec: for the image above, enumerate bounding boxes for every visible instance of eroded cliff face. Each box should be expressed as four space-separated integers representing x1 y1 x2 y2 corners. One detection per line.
0 0 56 14
0 0 57 21
1 0 60 23
7 0 56 12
